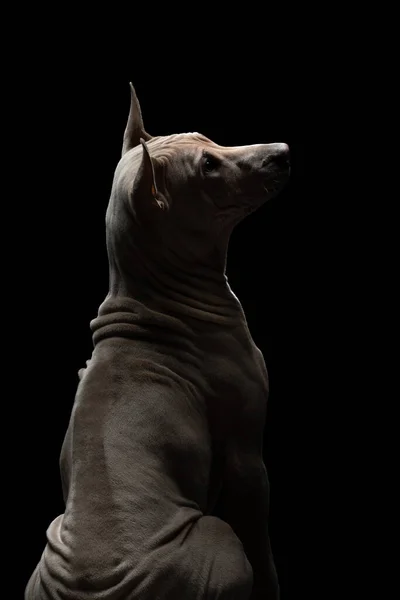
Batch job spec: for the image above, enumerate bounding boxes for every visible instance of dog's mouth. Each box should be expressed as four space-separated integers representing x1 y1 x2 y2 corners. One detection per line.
241 171 290 217
263 169 290 195
263 180 286 196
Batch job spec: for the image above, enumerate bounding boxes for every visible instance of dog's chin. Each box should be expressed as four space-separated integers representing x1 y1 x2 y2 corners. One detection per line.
262 169 290 199
242 171 290 217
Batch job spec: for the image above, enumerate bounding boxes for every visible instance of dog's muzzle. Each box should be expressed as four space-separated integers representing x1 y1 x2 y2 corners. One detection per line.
261 143 290 196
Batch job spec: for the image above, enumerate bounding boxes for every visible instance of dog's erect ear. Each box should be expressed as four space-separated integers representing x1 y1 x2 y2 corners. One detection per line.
122 83 152 156
131 138 167 216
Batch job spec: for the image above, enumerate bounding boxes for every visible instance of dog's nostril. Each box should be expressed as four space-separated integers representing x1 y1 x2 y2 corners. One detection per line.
273 152 291 168
263 143 290 168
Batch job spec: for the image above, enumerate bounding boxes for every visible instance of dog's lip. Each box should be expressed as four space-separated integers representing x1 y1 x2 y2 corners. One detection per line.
263 167 290 192
267 164 291 179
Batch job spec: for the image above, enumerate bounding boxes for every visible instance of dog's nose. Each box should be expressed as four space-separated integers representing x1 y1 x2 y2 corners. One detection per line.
263 143 290 168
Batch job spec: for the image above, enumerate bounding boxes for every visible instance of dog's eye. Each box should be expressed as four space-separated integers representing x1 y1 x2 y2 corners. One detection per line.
203 153 220 173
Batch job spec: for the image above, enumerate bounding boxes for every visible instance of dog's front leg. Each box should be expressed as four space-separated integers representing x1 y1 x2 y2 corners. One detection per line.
217 456 279 600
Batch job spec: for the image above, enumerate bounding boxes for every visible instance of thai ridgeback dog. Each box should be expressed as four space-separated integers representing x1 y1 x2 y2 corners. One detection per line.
25 84 290 599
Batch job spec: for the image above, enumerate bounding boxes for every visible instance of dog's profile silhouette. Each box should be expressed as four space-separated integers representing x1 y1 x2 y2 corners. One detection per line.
25 84 289 600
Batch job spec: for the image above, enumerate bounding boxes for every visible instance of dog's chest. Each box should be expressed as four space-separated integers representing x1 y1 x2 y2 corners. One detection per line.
199 327 269 435
197 326 268 513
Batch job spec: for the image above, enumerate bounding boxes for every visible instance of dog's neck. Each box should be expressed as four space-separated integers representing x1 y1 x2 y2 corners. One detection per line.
104 251 243 327
99 216 245 328
90 271 244 347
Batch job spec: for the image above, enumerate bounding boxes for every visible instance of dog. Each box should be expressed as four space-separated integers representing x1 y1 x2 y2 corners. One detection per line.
25 84 290 599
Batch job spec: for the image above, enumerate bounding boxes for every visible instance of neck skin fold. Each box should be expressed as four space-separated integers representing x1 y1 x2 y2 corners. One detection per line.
105 235 243 326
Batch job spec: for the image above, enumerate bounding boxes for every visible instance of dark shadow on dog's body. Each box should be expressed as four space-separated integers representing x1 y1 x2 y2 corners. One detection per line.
25 85 290 600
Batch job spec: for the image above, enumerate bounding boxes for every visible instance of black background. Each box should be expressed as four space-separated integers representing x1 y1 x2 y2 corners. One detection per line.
18 36 321 599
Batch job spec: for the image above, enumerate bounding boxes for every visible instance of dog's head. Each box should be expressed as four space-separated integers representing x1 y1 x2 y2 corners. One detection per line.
107 84 290 275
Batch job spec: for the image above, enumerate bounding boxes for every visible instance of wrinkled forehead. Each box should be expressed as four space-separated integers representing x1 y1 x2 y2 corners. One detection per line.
147 132 217 158
116 132 217 185
146 133 263 160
